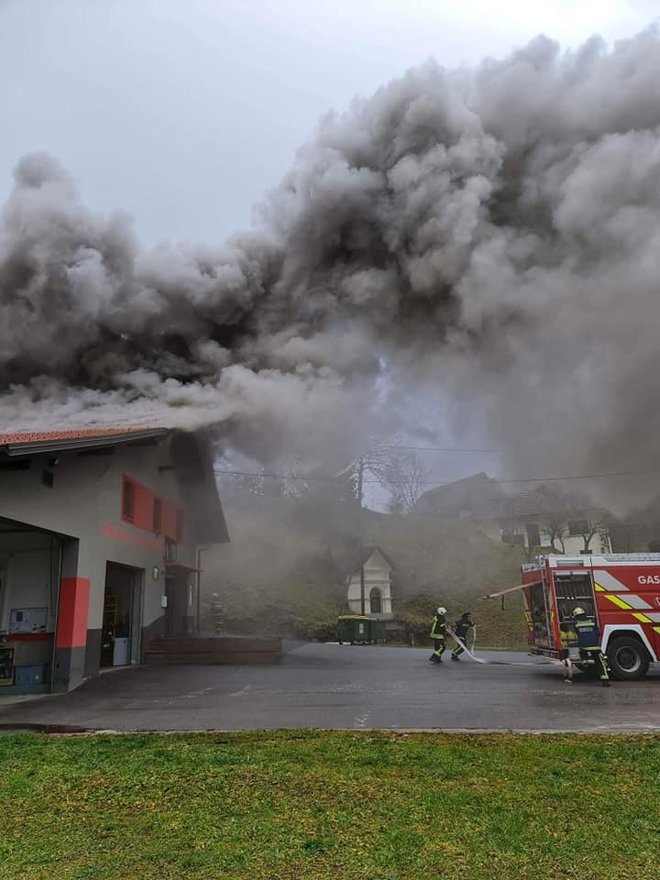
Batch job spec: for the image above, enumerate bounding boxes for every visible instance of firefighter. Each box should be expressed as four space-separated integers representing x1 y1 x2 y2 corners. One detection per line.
572 606 611 687
451 612 474 661
429 607 448 663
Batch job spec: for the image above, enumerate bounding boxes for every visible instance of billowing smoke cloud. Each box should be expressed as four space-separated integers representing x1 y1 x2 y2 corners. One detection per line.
2 28 660 496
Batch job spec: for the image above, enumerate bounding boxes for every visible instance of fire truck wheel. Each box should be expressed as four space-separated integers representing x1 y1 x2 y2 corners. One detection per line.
606 636 650 681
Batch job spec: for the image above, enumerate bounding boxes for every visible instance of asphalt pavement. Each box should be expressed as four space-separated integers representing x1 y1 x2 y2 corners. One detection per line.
1 643 658 732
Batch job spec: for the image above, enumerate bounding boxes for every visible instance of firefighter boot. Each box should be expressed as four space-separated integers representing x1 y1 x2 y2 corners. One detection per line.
596 651 610 686
451 653 460 661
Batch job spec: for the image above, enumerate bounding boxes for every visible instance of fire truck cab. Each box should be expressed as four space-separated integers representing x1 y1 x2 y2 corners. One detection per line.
521 554 660 680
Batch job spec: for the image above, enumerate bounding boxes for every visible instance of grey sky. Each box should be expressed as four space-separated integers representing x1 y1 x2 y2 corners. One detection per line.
1 0 657 246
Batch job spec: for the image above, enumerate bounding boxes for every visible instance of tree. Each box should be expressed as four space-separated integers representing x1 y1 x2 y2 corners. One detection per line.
357 442 428 514
388 451 427 514
546 518 567 554
570 516 609 553
216 462 286 500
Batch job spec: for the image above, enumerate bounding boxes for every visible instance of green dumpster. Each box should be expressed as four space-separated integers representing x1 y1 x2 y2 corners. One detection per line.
337 615 370 644
369 619 386 644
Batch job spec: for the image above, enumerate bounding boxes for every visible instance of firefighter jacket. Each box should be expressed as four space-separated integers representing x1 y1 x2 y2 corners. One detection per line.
454 617 474 639
574 617 602 649
430 614 447 639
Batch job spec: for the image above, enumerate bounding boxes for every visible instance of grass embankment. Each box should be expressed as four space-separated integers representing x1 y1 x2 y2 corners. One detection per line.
0 731 657 880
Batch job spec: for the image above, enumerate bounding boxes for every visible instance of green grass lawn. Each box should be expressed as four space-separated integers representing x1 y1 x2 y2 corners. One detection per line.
0 731 658 880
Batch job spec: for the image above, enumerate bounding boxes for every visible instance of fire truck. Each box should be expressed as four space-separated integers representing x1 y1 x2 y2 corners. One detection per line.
519 554 660 679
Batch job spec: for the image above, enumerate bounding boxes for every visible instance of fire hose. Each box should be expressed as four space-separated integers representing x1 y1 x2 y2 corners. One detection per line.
446 626 559 669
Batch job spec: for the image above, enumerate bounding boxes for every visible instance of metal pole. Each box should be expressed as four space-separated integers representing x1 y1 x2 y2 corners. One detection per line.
196 546 207 635
360 560 366 616
357 458 365 615
357 457 364 509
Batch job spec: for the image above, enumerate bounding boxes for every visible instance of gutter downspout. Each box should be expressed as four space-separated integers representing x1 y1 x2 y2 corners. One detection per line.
196 546 209 634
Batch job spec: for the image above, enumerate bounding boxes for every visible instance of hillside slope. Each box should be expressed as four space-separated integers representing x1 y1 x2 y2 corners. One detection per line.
202 494 526 647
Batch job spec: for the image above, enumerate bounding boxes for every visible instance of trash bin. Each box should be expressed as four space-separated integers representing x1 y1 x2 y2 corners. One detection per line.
112 637 130 666
337 615 370 644
369 619 386 644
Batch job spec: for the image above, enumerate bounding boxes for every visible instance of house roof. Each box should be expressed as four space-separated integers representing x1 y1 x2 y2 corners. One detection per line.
0 427 169 457
412 472 505 519
413 473 600 522
359 545 395 570
501 485 600 520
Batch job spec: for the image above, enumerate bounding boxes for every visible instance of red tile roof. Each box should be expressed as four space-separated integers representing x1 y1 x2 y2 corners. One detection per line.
0 427 156 445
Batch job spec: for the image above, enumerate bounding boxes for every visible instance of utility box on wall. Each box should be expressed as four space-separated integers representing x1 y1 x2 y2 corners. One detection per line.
10 607 48 633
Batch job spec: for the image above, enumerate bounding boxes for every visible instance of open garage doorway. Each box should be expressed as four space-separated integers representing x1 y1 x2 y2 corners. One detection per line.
101 563 143 668
0 516 67 693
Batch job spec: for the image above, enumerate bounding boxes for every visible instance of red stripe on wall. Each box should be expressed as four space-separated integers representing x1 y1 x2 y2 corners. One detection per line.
55 578 90 649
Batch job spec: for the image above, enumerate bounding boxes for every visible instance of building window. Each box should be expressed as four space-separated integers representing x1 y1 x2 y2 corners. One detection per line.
369 588 382 614
153 497 162 533
122 478 135 521
568 519 589 537
165 539 178 562
176 510 184 543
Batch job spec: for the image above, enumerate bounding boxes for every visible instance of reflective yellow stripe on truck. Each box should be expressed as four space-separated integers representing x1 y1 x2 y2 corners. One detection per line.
602 594 633 610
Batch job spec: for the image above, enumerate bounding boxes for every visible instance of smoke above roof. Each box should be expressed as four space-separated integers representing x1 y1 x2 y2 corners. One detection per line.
2 28 660 494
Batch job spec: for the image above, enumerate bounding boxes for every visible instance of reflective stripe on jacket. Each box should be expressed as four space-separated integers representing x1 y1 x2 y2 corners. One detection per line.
430 615 447 638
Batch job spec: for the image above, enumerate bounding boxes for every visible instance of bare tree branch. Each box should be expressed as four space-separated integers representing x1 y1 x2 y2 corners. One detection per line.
367 443 428 514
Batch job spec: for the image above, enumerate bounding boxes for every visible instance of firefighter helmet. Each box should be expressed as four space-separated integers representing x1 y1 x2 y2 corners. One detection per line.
573 606 586 616
437 607 447 615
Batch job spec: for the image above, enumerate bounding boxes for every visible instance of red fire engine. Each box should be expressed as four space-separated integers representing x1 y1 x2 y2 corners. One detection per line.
519 554 660 679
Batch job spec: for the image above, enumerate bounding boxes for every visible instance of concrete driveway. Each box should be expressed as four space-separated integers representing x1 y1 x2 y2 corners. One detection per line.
1 643 658 732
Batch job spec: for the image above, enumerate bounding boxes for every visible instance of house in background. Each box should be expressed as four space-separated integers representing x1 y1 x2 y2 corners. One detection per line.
346 547 394 618
497 485 613 556
0 427 228 695
412 473 612 556
411 473 504 523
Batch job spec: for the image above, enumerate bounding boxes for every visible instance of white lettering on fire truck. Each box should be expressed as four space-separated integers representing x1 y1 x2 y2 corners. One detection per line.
638 575 660 584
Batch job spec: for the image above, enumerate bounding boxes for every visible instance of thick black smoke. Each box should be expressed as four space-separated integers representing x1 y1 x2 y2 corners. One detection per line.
2 29 660 496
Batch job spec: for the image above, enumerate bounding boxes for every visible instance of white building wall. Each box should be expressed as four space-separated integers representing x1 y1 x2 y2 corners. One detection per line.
485 519 612 555
346 551 393 617
0 436 203 673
